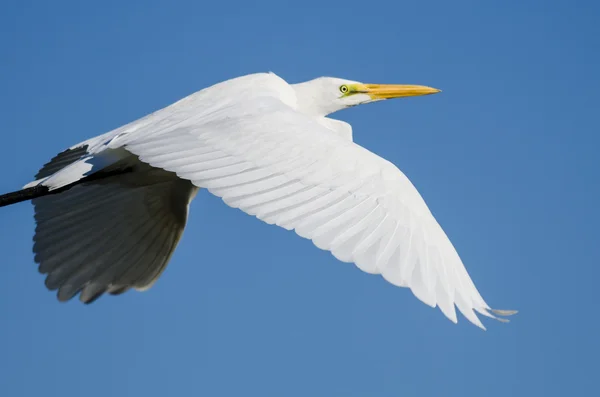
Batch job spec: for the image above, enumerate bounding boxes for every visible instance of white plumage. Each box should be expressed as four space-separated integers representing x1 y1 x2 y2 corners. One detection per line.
3 72 516 329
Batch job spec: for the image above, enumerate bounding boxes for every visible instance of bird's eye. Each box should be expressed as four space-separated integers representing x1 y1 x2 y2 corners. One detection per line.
339 85 349 94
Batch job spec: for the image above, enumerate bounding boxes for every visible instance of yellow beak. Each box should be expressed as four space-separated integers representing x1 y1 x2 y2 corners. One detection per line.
359 84 441 100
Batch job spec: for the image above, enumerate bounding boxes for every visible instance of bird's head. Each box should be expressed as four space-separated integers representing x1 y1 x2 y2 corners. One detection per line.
292 77 441 117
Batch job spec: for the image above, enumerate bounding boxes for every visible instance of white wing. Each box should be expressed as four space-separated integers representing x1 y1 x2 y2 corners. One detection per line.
90 75 510 329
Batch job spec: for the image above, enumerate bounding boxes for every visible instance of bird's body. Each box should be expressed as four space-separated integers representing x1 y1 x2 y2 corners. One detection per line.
0 72 515 329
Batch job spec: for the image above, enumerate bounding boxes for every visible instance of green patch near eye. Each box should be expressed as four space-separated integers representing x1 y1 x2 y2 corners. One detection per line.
339 84 356 97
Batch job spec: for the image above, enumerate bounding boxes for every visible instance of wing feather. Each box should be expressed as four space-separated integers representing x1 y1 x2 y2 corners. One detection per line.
32 157 198 303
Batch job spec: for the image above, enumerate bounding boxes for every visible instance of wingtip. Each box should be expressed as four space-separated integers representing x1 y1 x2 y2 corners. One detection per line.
484 308 517 324
491 309 518 317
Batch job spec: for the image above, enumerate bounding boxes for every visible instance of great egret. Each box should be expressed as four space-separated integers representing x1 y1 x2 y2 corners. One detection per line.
0 72 516 329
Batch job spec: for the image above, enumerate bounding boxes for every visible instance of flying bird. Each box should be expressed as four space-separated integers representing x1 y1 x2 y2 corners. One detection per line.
0 73 516 329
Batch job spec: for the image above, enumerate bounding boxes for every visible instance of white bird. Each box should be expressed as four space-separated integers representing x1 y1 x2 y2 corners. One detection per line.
0 72 516 329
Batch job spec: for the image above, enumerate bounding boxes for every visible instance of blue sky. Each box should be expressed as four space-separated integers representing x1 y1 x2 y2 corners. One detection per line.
0 0 598 395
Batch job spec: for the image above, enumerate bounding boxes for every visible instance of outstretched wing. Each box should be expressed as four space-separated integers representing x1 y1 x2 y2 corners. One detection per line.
32 154 198 303
109 89 512 329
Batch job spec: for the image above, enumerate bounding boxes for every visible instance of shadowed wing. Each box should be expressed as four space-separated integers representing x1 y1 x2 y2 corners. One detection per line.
32 155 198 303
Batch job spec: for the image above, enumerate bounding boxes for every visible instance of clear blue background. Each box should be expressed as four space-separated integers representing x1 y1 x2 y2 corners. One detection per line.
1 1 598 396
